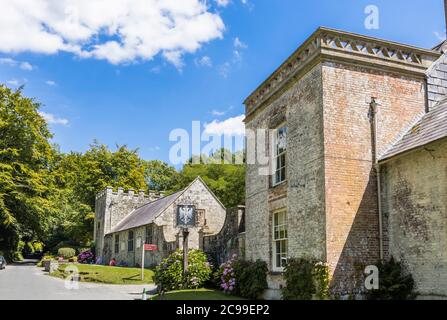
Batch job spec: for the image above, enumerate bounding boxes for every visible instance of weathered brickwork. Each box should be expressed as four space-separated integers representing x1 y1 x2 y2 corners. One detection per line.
95 179 227 267
246 64 326 298
244 28 440 298
322 62 427 294
381 138 447 297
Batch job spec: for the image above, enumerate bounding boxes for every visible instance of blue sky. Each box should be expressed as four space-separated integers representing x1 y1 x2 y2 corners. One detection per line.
0 0 444 166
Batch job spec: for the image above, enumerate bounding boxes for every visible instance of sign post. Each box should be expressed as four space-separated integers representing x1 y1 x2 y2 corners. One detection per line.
141 244 158 281
176 205 196 286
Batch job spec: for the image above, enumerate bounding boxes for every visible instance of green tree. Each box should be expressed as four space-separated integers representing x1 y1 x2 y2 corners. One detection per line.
143 160 179 192
170 149 245 208
0 86 55 258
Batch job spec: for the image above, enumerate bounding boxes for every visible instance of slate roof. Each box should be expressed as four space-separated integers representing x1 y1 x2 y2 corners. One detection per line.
380 99 447 161
108 190 184 234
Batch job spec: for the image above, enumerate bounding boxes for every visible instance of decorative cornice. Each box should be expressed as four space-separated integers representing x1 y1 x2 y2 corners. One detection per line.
244 27 441 118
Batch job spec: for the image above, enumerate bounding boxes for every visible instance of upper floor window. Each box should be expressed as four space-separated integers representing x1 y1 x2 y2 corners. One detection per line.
114 234 119 254
272 125 287 186
128 230 134 252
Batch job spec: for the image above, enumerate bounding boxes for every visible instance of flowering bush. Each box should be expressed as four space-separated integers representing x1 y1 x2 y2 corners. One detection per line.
77 250 95 264
219 254 237 294
217 255 268 299
154 249 212 291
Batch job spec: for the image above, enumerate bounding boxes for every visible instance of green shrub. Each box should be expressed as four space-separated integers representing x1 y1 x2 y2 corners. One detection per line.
154 249 212 291
366 257 415 300
216 255 268 299
233 259 268 299
57 247 76 259
282 258 330 300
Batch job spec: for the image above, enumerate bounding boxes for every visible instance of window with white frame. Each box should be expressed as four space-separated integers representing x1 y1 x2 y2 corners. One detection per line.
272 125 287 186
272 210 288 271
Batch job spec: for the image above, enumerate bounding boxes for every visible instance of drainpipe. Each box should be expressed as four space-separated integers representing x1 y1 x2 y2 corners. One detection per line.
369 98 384 261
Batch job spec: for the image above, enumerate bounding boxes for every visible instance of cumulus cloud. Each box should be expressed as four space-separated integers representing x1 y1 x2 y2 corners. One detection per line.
38 111 69 126
46 80 56 86
204 114 245 136
0 0 225 66
195 55 213 67
215 0 230 7
0 58 34 70
233 37 247 49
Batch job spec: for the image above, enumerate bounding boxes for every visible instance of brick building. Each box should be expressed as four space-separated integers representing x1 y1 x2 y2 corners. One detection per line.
244 14 447 298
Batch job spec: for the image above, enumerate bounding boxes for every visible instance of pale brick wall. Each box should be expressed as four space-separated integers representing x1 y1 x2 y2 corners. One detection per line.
381 138 447 297
245 64 326 299
322 62 427 294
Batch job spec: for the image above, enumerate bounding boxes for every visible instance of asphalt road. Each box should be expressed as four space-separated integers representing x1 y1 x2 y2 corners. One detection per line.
0 261 156 300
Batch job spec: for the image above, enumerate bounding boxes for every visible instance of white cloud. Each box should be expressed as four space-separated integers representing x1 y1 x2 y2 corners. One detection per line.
234 37 247 49
204 114 245 136
6 79 19 86
0 58 34 70
38 111 69 126
211 109 225 116
46 80 56 86
20 62 33 71
195 55 212 67
215 0 230 7
0 0 225 66
217 62 231 78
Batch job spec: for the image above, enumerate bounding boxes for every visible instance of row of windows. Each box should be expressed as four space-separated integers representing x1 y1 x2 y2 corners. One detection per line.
114 226 154 254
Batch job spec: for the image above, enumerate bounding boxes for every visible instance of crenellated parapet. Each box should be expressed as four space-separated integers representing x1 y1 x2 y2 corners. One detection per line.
244 27 440 118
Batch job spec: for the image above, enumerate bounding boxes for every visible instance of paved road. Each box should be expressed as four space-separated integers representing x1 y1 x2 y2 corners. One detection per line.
0 262 156 300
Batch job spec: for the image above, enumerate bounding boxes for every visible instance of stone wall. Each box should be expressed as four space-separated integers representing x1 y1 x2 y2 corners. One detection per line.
203 206 246 265
427 46 447 109
245 63 327 299
322 61 427 294
381 138 447 298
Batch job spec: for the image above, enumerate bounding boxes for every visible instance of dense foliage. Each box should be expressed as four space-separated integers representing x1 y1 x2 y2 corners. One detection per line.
0 86 246 259
57 247 76 259
154 250 212 291
217 255 268 299
366 257 415 300
282 258 330 300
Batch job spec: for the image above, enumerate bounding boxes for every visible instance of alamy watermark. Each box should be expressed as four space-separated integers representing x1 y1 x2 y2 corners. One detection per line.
364 5 380 30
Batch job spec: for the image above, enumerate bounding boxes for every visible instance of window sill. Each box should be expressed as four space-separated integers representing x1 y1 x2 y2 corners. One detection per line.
270 180 288 189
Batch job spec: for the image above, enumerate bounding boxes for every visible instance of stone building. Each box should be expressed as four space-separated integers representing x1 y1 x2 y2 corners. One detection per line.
94 177 227 267
244 14 447 298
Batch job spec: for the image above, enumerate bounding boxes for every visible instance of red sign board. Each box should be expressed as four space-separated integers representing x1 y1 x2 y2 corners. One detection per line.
144 244 158 251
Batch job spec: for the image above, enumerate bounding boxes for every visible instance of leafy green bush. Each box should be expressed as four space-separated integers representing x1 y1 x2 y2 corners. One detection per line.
282 258 330 300
154 249 212 291
366 257 415 300
216 255 268 299
57 247 76 259
233 259 268 299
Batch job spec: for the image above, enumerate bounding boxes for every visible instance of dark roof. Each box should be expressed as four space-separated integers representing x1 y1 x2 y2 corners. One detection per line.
108 190 184 234
380 99 447 161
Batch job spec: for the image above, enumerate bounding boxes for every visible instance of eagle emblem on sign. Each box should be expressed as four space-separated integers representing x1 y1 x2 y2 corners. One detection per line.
177 205 196 227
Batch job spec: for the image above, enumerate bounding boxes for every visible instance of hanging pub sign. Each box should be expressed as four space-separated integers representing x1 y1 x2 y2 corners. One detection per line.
177 205 196 228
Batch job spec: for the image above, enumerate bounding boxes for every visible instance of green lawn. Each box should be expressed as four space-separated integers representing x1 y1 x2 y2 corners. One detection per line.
151 288 245 300
50 264 154 285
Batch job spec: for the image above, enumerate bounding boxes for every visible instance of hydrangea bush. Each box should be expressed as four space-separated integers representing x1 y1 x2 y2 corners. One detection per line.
77 250 95 264
154 249 212 291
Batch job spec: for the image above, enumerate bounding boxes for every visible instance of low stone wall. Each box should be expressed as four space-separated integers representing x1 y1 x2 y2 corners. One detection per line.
203 206 246 265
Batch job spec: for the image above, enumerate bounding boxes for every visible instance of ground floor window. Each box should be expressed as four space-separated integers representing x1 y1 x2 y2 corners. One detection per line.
272 210 288 272
114 234 119 254
128 231 134 252
145 225 153 244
